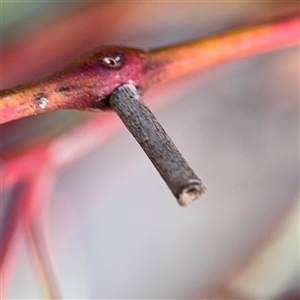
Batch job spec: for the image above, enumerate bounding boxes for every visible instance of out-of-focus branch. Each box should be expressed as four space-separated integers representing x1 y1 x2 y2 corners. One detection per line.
1 168 61 298
23 169 61 299
1 112 122 191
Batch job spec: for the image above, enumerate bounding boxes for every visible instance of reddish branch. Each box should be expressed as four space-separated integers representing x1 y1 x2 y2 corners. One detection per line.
1 15 299 124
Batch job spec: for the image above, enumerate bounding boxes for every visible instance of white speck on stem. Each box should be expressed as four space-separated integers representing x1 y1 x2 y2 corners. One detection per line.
37 97 49 109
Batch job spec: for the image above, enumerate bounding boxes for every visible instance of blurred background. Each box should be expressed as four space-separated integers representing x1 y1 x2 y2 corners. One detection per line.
1 1 299 299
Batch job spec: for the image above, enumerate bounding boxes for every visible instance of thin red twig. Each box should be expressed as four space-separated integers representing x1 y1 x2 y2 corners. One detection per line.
1 15 299 124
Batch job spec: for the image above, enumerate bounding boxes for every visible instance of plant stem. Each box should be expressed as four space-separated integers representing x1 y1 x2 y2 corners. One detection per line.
148 15 300 83
109 84 205 206
0 15 299 124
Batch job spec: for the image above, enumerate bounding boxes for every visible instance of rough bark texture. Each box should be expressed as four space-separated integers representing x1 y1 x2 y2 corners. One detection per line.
109 84 205 206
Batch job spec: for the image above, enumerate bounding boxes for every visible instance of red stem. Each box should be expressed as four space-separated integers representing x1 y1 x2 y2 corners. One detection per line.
148 15 300 82
0 15 299 124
